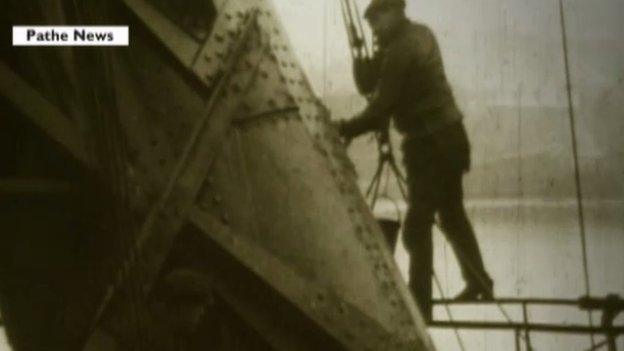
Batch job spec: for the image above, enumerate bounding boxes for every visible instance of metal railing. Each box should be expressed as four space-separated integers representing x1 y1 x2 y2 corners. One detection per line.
430 295 624 351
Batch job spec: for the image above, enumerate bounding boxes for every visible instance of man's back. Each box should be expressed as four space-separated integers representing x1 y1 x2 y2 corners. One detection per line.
382 20 462 137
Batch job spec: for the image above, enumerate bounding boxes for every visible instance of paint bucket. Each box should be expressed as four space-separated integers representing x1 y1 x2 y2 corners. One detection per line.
377 218 401 252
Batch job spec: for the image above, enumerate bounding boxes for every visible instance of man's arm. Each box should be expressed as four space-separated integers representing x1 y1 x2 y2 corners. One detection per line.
339 41 413 139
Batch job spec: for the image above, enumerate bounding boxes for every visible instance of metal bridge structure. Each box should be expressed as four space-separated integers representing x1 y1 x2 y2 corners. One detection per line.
0 0 435 350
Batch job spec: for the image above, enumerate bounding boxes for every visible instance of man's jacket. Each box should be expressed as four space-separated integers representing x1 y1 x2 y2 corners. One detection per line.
341 19 463 139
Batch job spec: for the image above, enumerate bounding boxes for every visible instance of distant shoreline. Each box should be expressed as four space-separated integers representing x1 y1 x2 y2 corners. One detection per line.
371 198 624 216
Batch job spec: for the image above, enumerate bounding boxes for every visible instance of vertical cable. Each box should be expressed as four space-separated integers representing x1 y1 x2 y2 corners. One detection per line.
557 0 595 347
432 274 467 351
339 0 357 60
516 86 523 299
351 0 370 57
323 0 328 99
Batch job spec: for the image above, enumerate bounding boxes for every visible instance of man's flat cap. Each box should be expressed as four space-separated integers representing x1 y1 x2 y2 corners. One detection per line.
364 0 406 19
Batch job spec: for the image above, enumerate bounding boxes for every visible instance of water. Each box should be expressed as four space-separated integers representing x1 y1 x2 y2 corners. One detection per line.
377 198 624 350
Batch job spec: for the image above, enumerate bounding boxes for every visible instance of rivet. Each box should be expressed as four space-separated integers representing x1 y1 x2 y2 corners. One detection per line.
173 206 182 217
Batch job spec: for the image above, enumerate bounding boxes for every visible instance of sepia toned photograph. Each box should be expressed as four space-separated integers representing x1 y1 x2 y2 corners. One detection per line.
1 0 622 350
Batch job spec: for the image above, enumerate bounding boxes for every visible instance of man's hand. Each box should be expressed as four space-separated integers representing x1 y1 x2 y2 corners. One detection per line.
331 120 353 146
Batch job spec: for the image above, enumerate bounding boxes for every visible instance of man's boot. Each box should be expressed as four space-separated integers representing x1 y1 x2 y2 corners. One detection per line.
454 276 494 301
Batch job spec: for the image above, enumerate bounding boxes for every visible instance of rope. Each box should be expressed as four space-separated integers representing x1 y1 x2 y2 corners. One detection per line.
433 273 467 351
362 135 469 349
337 3 597 350
431 216 518 326
381 151 529 344
339 0 356 60
431 218 536 348
350 0 370 58
336 0 504 348
338 0 372 60
323 0 328 99
557 0 595 347
582 339 610 351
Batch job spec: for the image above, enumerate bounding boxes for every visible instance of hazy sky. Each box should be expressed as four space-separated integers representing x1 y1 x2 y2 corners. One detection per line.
271 0 624 159
272 0 623 105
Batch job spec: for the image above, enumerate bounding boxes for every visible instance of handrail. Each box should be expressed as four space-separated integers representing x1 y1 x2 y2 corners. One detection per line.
432 295 624 310
430 320 624 335
432 295 623 350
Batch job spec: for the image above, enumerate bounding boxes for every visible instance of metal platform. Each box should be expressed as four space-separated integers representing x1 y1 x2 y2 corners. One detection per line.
430 295 624 351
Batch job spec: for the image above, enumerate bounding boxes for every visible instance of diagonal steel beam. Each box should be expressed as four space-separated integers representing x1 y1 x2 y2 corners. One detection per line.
188 206 423 351
123 0 200 66
0 62 93 167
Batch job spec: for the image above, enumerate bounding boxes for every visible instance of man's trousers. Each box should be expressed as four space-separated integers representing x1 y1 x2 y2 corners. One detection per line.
401 121 490 320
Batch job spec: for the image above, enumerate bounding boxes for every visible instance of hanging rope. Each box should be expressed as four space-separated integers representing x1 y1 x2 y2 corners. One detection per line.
336 2 467 348
357 127 472 350
557 0 595 347
365 142 530 345
339 0 371 60
433 274 467 351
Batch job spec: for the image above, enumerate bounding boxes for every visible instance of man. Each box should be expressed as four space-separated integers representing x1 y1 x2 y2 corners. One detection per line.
336 0 494 320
